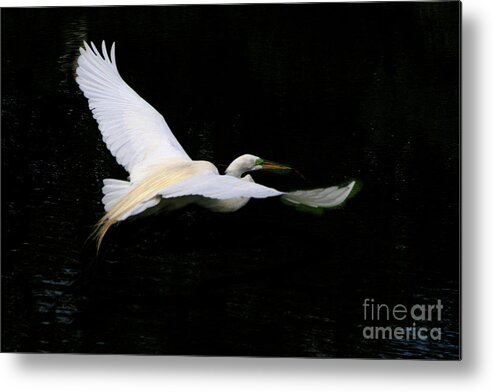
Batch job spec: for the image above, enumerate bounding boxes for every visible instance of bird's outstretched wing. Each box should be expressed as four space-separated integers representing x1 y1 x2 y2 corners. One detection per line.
156 174 355 208
76 41 191 179
157 174 283 200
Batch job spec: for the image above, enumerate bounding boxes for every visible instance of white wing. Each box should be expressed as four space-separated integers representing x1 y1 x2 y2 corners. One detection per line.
157 174 283 200
158 176 355 206
76 41 190 178
282 181 356 208
157 174 355 205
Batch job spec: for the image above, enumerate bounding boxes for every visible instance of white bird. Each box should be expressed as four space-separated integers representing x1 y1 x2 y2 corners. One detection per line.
76 41 357 249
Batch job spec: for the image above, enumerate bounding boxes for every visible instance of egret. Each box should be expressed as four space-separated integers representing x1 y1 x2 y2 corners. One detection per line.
76 41 357 249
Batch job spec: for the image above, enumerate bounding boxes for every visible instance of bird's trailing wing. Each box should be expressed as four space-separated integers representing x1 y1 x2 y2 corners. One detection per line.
156 174 355 208
76 41 191 179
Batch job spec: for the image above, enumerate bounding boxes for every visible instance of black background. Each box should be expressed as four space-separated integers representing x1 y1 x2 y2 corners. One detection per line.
1 2 460 358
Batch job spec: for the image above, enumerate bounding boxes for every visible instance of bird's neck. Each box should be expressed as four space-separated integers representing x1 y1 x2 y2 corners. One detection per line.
225 162 246 178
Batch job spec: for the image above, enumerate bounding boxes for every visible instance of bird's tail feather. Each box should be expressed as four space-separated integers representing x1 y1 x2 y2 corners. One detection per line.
102 178 132 211
90 165 195 252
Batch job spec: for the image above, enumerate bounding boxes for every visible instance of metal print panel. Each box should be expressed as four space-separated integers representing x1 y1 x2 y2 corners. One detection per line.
1 1 461 359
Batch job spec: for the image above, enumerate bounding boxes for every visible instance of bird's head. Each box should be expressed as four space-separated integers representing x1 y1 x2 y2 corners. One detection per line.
225 154 291 178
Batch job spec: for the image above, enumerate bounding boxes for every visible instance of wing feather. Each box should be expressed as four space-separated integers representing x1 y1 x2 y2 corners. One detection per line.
282 181 356 208
76 41 191 179
157 176 355 208
158 174 283 200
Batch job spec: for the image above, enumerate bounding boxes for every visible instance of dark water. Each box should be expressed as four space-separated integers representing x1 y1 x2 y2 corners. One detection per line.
1 3 460 358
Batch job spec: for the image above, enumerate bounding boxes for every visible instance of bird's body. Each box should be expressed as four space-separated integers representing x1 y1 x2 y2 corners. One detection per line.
76 41 357 249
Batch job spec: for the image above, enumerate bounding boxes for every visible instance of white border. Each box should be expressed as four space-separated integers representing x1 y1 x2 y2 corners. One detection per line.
2 0 493 390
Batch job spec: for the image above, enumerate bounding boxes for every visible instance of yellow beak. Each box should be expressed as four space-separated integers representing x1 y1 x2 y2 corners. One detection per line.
261 160 292 172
